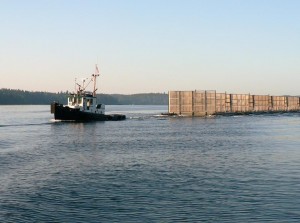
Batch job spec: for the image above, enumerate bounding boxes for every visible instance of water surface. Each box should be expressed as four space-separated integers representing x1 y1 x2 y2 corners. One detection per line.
1 105 300 222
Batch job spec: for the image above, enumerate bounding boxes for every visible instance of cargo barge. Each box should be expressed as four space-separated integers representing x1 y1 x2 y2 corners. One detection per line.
169 90 300 117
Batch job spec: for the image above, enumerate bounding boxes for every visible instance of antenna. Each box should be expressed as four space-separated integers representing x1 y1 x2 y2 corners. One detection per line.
93 64 100 96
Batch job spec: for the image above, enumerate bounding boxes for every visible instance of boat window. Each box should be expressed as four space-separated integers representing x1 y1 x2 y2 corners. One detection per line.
69 96 75 105
78 97 82 104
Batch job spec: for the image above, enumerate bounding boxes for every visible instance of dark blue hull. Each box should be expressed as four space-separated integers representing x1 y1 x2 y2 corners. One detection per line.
51 102 126 121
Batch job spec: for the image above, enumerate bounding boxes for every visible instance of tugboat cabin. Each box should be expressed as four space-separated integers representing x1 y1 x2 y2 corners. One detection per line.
67 92 105 114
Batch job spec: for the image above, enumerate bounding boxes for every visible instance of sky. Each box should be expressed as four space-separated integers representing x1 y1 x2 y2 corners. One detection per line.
0 0 299 95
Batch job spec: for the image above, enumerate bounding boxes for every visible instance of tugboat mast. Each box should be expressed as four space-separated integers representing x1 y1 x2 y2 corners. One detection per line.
93 64 100 97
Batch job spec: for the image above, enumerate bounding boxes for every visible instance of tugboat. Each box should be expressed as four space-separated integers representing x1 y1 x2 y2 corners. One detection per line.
51 65 126 121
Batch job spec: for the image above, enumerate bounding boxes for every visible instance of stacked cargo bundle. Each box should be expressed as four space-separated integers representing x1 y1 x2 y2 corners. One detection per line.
253 95 270 112
271 96 286 111
287 96 300 111
193 91 207 116
231 94 250 112
169 91 180 114
216 93 226 113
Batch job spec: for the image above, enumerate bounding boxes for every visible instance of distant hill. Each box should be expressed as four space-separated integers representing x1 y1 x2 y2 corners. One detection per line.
0 88 168 105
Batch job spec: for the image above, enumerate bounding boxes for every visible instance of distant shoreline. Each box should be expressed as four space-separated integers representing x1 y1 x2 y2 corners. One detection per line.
0 88 168 105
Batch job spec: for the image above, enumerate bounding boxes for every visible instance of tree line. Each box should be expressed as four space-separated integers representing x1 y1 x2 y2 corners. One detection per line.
0 88 168 105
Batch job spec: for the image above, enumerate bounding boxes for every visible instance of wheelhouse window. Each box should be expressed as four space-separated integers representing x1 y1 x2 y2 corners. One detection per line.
68 96 83 106
78 97 82 105
68 96 74 105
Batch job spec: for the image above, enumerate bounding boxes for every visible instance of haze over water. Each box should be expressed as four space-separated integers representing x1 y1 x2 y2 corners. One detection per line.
1 105 300 222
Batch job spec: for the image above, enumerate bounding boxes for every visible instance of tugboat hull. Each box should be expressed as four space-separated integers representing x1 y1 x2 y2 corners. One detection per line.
51 102 125 121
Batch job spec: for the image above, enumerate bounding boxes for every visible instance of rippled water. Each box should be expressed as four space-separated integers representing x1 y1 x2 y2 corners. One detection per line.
1 105 300 222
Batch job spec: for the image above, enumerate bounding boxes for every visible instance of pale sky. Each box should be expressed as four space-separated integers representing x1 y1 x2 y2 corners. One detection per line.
0 0 299 95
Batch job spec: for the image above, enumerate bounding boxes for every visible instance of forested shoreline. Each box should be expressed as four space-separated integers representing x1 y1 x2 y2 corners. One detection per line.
0 89 168 105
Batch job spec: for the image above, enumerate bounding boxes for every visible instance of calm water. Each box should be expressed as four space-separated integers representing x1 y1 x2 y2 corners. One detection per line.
1 105 300 222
